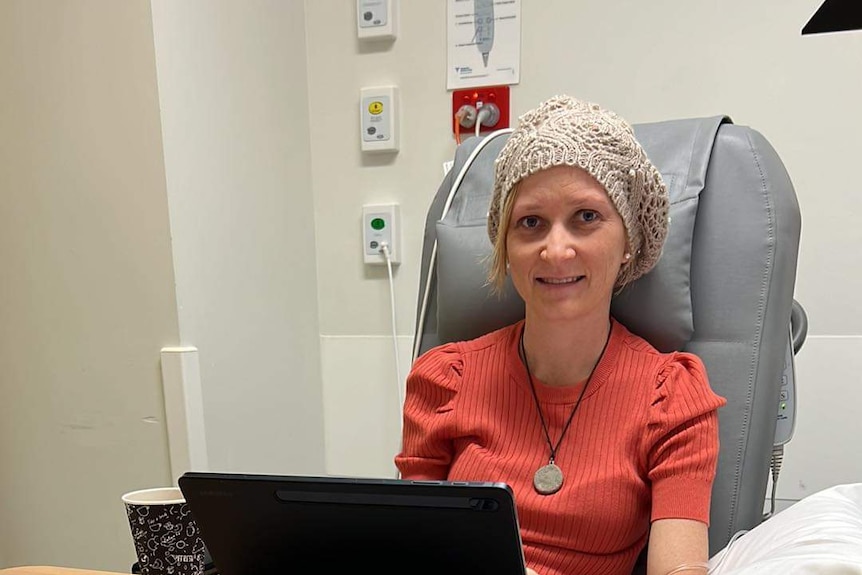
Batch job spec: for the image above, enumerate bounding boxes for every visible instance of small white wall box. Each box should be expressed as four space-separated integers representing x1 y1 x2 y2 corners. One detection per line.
360 86 399 153
363 204 400 265
356 0 398 40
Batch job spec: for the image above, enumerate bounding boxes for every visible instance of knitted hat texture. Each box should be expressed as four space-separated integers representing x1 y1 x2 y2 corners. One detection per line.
488 95 669 287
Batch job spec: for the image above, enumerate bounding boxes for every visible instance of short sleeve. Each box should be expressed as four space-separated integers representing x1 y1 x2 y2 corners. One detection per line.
645 352 727 524
394 344 463 480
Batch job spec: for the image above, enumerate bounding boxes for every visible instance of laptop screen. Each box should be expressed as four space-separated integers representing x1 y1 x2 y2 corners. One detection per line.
179 471 527 575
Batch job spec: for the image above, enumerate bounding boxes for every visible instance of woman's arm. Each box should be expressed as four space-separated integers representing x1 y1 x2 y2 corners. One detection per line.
646 518 709 575
394 345 462 478
645 355 722 575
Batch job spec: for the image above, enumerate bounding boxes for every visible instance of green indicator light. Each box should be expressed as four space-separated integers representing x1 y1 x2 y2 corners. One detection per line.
371 218 386 230
780 402 787 410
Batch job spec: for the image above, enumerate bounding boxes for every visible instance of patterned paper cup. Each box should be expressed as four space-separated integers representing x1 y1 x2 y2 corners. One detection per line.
122 487 206 575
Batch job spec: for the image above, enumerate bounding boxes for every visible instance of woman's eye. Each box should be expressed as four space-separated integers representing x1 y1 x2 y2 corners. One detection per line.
519 216 540 229
579 210 599 223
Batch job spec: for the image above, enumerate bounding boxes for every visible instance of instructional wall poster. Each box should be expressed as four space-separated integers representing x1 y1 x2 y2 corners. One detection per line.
447 0 521 89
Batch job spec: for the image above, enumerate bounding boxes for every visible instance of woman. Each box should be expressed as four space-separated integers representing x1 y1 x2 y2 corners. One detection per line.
395 95 726 575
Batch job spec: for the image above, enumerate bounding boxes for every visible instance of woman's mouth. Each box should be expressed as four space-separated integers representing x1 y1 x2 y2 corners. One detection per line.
537 275 585 285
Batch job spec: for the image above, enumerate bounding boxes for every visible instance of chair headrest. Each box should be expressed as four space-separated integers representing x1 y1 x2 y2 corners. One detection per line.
435 115 731 352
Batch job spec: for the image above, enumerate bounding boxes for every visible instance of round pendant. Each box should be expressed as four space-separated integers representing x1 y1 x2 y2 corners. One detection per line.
533 463 564 495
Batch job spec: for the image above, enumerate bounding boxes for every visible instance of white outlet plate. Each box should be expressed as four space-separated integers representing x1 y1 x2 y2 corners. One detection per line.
360 86 399 153
356 0 397 40
363 204 400 265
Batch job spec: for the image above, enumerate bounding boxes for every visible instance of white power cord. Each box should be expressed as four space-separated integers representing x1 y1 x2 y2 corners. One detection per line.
476 106 491 137
379 242 404 425
411 127 514 363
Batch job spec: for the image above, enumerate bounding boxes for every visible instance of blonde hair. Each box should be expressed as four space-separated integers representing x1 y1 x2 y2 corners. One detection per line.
487 182 518 294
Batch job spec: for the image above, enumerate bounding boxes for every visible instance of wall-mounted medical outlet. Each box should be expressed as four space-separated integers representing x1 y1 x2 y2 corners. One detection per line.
361 86 399 153
356 0 398 41
452 85 510 136
363 204 400 265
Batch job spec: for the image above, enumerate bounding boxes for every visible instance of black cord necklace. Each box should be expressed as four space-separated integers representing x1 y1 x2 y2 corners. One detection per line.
519 326 610 495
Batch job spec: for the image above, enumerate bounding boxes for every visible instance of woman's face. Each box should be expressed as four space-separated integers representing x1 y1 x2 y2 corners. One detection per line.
505 165 628 323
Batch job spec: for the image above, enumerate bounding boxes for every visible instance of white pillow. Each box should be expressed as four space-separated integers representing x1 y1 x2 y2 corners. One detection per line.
708 483 862 574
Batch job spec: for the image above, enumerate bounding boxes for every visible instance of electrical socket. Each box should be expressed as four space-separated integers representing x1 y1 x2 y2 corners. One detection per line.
452 85 509 135
356 0 398 40
363 204 400 265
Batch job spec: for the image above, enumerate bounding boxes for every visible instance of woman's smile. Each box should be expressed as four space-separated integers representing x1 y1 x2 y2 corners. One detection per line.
535 274 584 285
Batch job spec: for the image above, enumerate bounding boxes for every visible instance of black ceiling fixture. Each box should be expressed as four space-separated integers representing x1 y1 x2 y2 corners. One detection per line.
802 0 862 35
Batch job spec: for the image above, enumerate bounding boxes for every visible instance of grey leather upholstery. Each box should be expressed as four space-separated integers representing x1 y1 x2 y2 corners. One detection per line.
412 117 802 555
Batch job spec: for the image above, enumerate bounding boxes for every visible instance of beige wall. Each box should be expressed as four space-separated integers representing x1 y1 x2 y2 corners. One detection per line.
150 0 326 476
306 1 453 477
0 0 178 570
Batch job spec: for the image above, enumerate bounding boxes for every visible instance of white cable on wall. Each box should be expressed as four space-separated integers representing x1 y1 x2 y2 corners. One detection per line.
411 128 514 364
380 242 404 429
476 106 491 138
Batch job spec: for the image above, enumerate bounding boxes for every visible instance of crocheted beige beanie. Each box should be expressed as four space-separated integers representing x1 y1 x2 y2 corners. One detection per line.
488 95 669 287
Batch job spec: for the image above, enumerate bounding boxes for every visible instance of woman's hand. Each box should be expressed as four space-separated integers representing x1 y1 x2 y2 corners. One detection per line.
526 569 540 575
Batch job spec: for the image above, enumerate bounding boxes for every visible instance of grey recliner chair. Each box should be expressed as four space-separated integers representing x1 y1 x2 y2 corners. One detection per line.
411 115 805 559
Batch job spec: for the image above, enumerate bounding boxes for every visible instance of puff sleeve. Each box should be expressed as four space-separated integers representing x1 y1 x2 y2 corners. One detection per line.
644 352 727 524
394 344 463 480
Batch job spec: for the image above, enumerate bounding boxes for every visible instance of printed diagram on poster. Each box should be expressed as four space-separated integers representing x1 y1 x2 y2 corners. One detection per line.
447 0 521 90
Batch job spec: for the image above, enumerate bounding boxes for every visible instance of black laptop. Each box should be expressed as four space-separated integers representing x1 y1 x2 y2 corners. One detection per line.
178 471 527 575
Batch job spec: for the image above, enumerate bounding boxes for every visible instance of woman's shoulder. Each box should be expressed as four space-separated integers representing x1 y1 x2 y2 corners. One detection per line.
418 322 520 360
613 319 703 367
411 322 521 384
611 318 723 401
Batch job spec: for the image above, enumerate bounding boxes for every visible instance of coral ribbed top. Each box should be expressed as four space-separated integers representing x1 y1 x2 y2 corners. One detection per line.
395 318 726 575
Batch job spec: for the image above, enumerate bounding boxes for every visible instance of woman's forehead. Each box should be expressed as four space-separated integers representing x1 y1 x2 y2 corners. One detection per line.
513 167 611 208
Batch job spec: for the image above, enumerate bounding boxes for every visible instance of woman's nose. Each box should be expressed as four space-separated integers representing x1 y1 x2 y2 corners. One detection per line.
539 225 577 261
